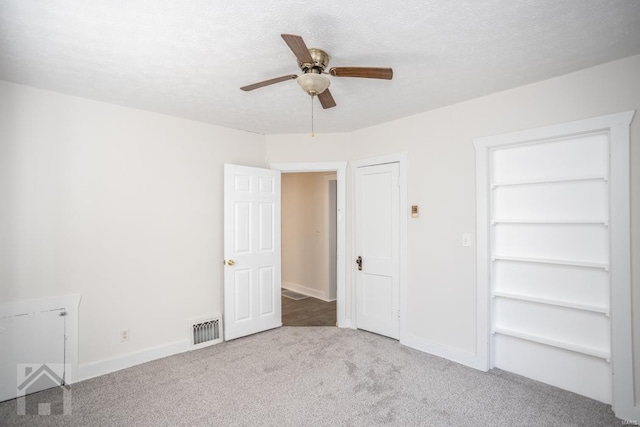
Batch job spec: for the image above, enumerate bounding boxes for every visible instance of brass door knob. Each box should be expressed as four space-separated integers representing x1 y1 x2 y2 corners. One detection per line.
227 259 235 266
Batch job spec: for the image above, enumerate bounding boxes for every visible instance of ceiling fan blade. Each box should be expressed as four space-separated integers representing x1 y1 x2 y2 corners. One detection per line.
240 74 298 91
318 89 336 109
281 34 314 65
329 67 393 80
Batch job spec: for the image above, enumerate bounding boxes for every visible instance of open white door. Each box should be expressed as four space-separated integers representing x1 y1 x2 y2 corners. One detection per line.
224 164 281 340
354 162 400 339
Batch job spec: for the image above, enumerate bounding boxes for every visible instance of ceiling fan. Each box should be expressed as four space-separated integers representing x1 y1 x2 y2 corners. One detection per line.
240 34 393 109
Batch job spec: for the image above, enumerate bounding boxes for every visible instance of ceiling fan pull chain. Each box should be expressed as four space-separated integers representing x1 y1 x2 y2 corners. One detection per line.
311 94 315 137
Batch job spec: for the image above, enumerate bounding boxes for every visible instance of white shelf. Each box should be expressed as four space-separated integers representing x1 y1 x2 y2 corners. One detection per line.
491 219 608 226
491 174 607 189
492 255 609 271
492 291 609 315
492 327 610 361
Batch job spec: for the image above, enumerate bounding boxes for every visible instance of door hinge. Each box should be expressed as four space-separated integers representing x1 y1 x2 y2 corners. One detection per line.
59 311 67 317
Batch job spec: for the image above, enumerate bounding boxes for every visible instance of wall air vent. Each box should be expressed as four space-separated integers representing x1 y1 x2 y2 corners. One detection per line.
189 315 223 350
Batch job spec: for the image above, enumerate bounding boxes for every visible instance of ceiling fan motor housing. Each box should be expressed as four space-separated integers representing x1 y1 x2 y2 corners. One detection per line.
300 48 330 73
296 48 331 96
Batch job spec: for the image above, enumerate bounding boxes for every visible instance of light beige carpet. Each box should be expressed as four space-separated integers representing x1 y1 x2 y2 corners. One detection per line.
0 327 621 426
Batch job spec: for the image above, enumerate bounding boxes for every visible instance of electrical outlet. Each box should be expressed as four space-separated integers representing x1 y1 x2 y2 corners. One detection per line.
120 329 130 342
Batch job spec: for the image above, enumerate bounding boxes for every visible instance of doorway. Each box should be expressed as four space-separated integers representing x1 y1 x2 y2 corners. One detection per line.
249 157 406 336
280 172 337 326
270 162 348 327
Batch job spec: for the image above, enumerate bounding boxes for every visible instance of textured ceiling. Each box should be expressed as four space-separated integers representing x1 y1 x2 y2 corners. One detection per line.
1 0 640 135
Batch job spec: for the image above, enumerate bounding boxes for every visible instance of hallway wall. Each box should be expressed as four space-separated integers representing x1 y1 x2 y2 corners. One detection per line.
281 172 337 301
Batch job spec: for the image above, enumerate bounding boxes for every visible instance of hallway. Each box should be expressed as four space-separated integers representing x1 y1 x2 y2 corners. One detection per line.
281 296 336 326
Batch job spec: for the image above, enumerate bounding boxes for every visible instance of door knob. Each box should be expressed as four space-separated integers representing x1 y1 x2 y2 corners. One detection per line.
356 256 362 271
227 259 235 266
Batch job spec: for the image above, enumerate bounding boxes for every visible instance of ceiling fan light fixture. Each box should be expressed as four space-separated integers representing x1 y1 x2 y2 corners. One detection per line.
241 34 393 111
297 73 330 96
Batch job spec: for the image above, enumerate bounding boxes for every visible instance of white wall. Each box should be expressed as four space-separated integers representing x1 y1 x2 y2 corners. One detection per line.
0 81 266 371
2 52 638 400
281 172 336 301
266 54 640 393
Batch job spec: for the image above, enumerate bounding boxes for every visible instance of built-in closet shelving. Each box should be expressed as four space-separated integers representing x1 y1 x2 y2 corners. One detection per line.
488 131 612 404
491 255 609 270
492 326 610 360
491 290 609 316
490 174 607 189
491 219 608 225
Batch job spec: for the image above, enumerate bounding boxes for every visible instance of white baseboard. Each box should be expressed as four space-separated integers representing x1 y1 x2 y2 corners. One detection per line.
402 332 485 371
338 319 352 328
282 282 335 302
77 340 189 382
615 405 640 424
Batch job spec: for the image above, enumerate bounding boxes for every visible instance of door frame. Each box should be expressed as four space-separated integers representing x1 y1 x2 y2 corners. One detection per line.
324 174 338 301
350 152 408 342
270 162 348 327
474 111 636 419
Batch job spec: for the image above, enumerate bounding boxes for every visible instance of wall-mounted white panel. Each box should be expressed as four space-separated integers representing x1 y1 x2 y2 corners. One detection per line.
494 334 612 404
234 269 251 322
491 132 608 183
493 262 609 309
259 267 274 316
493 224 609 263
0 309 65 402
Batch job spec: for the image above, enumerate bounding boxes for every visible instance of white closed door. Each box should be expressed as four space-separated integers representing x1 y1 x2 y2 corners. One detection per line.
354 162 400 339
224 164 281 341
490 132 612 403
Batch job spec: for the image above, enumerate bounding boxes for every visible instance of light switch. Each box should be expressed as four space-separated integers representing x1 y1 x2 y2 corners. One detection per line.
411 205 419 218
462 233 471 247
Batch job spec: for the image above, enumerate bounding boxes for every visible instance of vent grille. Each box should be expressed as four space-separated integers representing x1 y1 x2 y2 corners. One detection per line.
189 315 223 350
